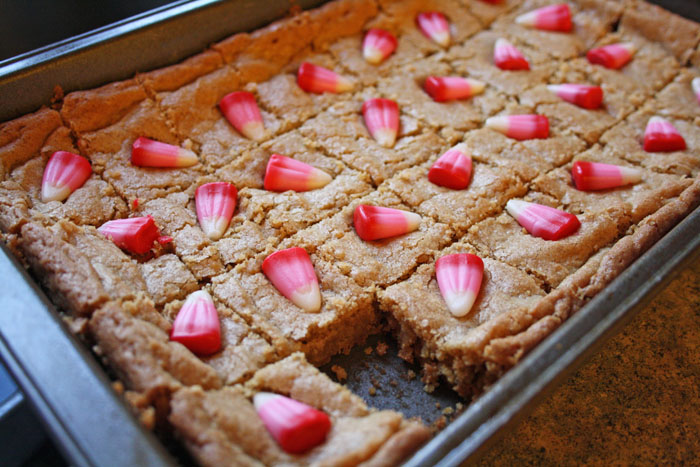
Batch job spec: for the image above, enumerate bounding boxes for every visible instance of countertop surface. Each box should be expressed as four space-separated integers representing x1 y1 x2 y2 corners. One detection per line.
477 259 700 465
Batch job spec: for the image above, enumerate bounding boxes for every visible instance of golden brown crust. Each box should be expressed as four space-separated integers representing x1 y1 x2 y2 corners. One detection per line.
652 69 700 121
0 181 32 233
181 298 278 386
157 65 242 143
140 254 199 306
168 386 264 466
220 0 377 86
532 165 693 224
468 209 622 289
36 178 128 227
138 50 223 95
484 180 700 367
586 179 700 300
61 79 148 134
89 300 222 399
379 240 547 396
0 108 63 178
1 122 129 228
308 0 379 50
169 353 429 467
138 192 225 281
211 31 251 65
211 257 378 366
359 422 432 467
298 110 448 184
621 0 700 64
16 215 208 311
245 352 370 417
386 159 527 234
691 43 700 68
119 293 172 331
233 12 318 84
19 221 108 316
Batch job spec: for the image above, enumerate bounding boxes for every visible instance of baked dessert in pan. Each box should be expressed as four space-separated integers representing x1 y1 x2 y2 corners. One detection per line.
1 0 699 464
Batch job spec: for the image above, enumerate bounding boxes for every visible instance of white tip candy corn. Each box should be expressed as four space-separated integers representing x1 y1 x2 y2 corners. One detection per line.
219 91 265 141
692 77 700 105
362 98 400 148
424 76 485 102
506 199 580 240
547 84 603 109
435 253 484 317
515 4 572 32
263 154 333 192
571 161 641 191
416 11 451 47
297 62 354 94
262 247 322 312
131 137 198 168
586 43 635 69
362 28 398 64
41 151 92 203
485 114 549 140
494 38 530 71
353 205 421 241
195 182 238 241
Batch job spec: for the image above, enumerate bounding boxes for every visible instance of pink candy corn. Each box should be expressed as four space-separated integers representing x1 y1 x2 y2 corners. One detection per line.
363 28 398 64
547 84 603 109
262 247 321 312
586 43 635 69
515 4 572 32
170 290 221 356
485 114 549 140
428 143 473 190
424 76 485 102
219 91 265 141
643 116 686 152
571 161 642 191
264 154 332 192
254 392 332 454
506 199 580 240
353 205 421 241
131 137 198 168
41 151 92 202
362 98 400 147
297 62 353 94
435 253 484 317
195 182 238 241
693 77 700 105
494 38 530 71
98 216 167 254
416 12 451 47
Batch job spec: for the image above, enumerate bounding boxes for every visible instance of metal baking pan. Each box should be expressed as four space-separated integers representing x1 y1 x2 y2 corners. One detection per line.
0 0 699 465
0 361 47 466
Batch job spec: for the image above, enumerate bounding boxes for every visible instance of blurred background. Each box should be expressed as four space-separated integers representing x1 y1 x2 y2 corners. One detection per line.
0 0 175 61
